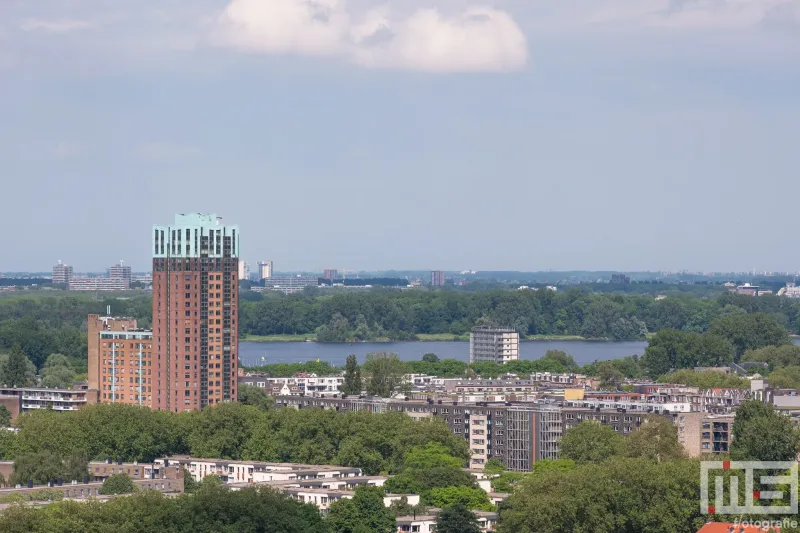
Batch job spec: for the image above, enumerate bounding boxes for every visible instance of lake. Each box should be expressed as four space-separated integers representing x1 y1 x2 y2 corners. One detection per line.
239 340 650 367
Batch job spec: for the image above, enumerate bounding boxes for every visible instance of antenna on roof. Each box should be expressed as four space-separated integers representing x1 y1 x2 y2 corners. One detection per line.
107 305 111 315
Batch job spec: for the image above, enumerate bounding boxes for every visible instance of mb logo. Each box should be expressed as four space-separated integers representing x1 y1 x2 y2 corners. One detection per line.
701 461 799 515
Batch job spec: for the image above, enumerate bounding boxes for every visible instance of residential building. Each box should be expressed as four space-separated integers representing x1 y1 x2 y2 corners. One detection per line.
239 373 343 396
258 260 273 280
676 413 735 456
263 275 319 294
52 260 73 285
397 510 497 532
152 213 240 412
0 387 98 417
324 269 338 280
68 276 129 291
431 270 445 286
108 261 132 285
611 273 631 284
505 405 561 472
238 260 250 281
778 282 800 298
561 407 649 436
469 326 519 364
88 314 154 406
730 283 772 296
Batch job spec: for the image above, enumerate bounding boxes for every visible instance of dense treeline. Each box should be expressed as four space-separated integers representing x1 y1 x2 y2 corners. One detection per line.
0 403 467 476
0 485 329 533
240 289 800 341
0 295 151 372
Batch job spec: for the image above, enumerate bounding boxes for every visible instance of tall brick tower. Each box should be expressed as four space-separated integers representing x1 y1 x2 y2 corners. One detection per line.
152 213 239 412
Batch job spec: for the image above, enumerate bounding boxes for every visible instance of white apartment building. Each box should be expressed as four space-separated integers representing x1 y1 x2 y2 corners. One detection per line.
469 326 519 364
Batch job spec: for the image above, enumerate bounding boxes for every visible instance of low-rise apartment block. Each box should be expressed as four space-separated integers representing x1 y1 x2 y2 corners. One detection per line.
676 412 734 456
239 373 343 397
0 387 97 420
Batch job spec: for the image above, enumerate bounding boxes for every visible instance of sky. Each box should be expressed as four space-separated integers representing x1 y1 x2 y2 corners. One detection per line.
1 0 799 273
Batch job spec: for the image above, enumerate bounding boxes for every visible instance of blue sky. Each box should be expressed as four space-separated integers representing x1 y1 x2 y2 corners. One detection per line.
1 0 799 273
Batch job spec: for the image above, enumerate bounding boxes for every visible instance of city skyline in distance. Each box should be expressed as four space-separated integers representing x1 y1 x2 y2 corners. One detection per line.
1 2 799 273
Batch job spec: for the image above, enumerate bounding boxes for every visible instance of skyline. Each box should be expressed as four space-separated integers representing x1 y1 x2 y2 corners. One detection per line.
1 1 799 272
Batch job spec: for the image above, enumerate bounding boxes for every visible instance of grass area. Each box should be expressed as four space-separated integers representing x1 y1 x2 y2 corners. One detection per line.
241 334 316 342
523 334 588 341
416 333 470 342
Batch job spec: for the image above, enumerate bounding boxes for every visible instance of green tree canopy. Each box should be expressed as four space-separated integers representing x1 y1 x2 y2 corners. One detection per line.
435 502 481 533
40 353 76 388
708 313 790 360
98 473 136 495
11 450 87 485
363 352 409 398
423 486 493 511
625 415 685 462
237 384 274 411
1 346 37 388
341 354 362 395
558 422 624 464
327 485 396 533
731 400 800 462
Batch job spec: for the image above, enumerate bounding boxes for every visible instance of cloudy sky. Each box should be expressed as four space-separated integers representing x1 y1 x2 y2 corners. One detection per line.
1 0 799 273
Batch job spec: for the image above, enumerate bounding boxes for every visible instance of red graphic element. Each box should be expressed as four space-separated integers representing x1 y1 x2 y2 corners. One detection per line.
753 490 760 500
722 461 730 470
707 505 716 514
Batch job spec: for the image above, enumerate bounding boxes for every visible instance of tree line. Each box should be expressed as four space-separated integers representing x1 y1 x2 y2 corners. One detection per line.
239 288 800 340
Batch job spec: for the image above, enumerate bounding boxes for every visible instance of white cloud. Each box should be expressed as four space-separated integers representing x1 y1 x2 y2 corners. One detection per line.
138 142 201 161
19 19 94 33
213 0 529 72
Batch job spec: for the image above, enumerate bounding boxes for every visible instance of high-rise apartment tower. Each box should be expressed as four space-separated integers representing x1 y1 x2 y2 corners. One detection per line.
152 213 240 412
52 260 74 286
258 260 273 280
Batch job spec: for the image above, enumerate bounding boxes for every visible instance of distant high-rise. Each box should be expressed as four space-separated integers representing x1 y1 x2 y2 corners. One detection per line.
324 269 338 280
258 260 273 280
108 261 132 288
469 326 520 364
153 213 240 412
52 260 73 286
238 260 250 281
431 270 445 286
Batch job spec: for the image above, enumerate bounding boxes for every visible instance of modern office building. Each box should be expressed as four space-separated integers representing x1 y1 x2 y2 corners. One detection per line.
263 275 319 294
431 270 445 286
469 326 520 364
258 260 273 280
324 269 338 281
52 260 73 285
68 276 129 291
238 260 250 282
153 213 240 412
108 261 132 285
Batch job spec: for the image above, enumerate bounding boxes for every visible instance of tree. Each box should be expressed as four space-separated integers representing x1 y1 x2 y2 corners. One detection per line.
328 485 396 533
2 346 36 388
423 486 493 511
99 473 136 495
363 353 409 397
11 450 88 485
40 353 76 389
765 366 800 389
742 344 800 370
435 502 481 533
422 353 439 364
403 442 465 470
483 458 506 475
0 405 11 427
237 384 274 411
341 354 362 395
708 313 790 360
182 467 199 493
497 458 707 533
660 369 749 389
731 400 800 462
597 361 625 390
316 313 351 343
626 415 685 462
558 422 624 464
